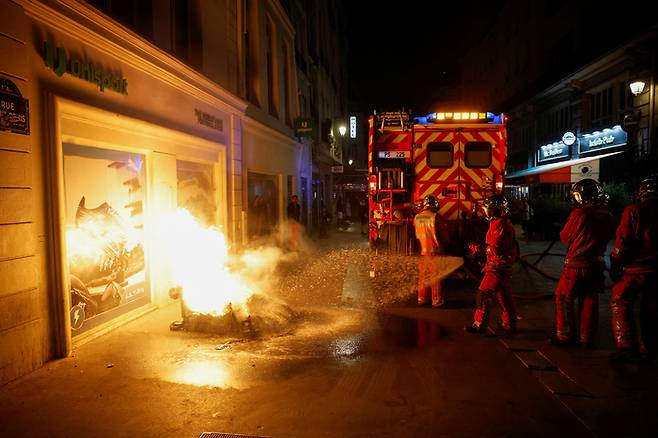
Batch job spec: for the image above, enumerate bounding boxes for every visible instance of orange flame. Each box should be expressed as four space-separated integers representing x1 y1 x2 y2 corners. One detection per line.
156 209 255 315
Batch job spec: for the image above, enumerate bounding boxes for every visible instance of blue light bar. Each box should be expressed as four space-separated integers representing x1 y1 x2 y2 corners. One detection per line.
414 112 504 124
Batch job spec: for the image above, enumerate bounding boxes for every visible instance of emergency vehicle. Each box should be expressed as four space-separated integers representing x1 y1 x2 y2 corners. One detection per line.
368 110 507 255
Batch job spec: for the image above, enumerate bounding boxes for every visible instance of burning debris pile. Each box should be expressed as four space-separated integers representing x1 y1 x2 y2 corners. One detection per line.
157 209 297 337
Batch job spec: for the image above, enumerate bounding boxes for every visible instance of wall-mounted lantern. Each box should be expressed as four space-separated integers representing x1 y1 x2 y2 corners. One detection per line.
629 80 646 96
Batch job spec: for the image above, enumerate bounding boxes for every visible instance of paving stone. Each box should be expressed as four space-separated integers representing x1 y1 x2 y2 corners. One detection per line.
514 351 558 371
533 369 592 397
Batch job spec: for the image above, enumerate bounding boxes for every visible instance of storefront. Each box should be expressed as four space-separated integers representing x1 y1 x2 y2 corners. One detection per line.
0 0 248 382
505 126 629 196
54 99 228 341
242 118 307 242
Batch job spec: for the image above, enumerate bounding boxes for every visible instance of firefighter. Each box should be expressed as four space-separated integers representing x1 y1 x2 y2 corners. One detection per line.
551 178 614 348
465 194 518 334
610 175 658 361
414 195 444 307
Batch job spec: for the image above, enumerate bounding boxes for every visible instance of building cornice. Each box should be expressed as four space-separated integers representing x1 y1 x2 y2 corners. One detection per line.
242 115 301 150
21 0 248 114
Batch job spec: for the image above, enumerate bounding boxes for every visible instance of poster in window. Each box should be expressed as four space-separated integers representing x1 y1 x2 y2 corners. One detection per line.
63 144 148 335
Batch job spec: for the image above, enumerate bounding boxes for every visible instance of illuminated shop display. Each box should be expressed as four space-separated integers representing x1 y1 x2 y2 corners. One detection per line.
63 144 148 334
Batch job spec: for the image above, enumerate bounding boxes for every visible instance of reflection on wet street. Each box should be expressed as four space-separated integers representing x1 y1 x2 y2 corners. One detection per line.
153 234 449 389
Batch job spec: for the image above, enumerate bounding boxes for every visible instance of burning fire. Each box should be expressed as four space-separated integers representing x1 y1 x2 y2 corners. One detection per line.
156 209 257 316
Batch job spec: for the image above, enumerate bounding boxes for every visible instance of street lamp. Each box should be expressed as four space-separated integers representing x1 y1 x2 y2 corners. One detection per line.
629 80 646 96
338 125 347 136
348 159 353 166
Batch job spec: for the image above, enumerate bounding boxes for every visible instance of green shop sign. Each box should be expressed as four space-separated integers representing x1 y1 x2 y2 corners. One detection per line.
294 118 314 138
43 41 128 95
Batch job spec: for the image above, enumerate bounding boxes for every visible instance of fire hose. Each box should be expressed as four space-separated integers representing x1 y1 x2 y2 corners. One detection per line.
514 238 615 300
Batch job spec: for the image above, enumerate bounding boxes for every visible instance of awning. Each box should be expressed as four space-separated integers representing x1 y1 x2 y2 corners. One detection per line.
505 150 625 179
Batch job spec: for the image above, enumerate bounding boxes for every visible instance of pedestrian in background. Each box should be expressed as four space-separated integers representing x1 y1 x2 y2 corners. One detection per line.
610 175 658 361
521 195 531 238
465 194 518 334
551 179 613 348
359 197 368 236
286 194 302 251
414 195 445 308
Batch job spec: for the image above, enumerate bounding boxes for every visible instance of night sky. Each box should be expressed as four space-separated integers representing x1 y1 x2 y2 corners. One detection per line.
346 1 501 114
347 1 658 115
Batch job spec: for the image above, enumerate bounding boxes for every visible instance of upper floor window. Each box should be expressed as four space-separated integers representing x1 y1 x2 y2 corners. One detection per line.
590 86 613 128
266 15 278 118
87 0 154 40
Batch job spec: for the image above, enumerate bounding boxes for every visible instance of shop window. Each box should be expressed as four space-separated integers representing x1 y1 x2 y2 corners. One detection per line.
427 142 453 168
248 172 279 238
176 160 216 226
465 142 492 168
63 144 148 335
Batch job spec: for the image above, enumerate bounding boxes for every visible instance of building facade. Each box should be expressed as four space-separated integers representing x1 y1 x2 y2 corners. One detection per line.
458 1 657 197
504 30 657 196
0 0 347 385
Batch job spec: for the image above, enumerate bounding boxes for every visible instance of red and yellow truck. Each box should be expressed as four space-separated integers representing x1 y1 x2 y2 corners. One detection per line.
368 110 508 255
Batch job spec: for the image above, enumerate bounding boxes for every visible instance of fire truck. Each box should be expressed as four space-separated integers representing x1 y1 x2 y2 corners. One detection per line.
368 110 507 256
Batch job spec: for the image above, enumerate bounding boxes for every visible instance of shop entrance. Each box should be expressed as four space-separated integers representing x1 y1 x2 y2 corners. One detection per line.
53 97 227 350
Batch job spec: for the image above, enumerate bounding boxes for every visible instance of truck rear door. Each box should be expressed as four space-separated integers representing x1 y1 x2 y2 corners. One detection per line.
457 128 505 217
413 128 462 220
413 127 503 220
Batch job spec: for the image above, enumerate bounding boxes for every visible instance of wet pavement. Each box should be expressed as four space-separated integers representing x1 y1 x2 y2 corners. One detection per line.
0 225 656 437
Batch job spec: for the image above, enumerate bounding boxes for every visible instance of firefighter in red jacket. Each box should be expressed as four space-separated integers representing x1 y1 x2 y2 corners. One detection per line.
414 195 444 307
465 194 517 334
610 175 658 360
551 179 614 347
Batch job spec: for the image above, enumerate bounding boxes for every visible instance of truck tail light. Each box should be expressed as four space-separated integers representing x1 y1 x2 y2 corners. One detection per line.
495 174 504 193
369 175 377 194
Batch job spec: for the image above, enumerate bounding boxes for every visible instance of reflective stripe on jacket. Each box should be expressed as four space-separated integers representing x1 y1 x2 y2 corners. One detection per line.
414 210 439 256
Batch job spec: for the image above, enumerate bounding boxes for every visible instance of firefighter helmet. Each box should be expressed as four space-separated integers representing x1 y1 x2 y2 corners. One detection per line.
481 194 509 220
423 195 439 211
569 178 606 206
637 175 658 200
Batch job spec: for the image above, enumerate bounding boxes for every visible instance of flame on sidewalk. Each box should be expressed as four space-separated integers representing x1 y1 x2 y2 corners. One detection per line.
156 209 290 318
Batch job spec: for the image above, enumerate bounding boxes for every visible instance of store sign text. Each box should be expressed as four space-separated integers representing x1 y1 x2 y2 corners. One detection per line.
579 125 626 154
43 41 128 95
194 109 223 131
538 141 569 162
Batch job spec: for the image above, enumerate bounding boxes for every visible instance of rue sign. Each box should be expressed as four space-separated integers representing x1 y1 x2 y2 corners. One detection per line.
0 79 29 135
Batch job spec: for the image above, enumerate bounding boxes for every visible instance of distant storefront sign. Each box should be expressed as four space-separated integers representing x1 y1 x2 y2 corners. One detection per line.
571 160 600 183
538 139 570 162
0 79 29 135
562 131 576 146
294 118 314 138
579 125 627 154
349 115 357 139
331 165 344 173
